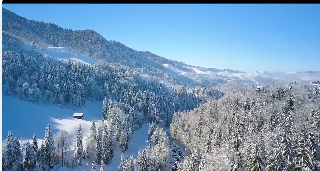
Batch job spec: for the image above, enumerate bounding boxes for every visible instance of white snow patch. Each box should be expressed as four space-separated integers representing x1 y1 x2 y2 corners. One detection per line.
162 64 187 75
51 118 93 137
163 64 169 68
192 67 206 74
24 42 99 65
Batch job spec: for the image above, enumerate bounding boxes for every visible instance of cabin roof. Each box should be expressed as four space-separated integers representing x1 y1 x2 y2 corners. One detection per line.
73 113 84 117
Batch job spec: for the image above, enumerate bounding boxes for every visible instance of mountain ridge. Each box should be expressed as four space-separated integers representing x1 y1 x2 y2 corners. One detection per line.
2 7 320 86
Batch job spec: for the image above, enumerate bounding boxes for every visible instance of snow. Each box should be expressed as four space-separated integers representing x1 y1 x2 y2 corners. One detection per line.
164 60 320 85
191 67 206 74
2 95 102 140
24 42 99 65
163 63 187 75
73 113 84 117
3 95 150 171
163 64 169 68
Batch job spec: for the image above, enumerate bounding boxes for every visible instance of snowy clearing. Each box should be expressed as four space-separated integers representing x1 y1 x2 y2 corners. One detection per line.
3 95 150 171
24 42 99 65
2 95 103 140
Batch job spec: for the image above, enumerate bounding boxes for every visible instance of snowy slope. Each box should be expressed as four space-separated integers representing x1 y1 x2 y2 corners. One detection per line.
24 42 99 65
22 40 320 86
162 62 320 85
2 95 103 140
2 95 150 171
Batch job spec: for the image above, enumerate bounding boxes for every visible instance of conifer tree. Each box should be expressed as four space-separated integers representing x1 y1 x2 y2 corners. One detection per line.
91 161 97 171
86 121 97 159
32 133 38 155
137 149 149 171
2 131 15 170
23 141 37 171
102 123 113 164
128 155 135 171
172 160 182 171
119 153 126 171
74 124 84 165
43 124 55 171
96 126 103 163
100 160 106 171
38 143 47 171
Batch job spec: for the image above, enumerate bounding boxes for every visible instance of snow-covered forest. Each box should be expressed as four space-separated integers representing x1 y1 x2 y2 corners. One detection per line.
2 7 320 171
171 80 320 170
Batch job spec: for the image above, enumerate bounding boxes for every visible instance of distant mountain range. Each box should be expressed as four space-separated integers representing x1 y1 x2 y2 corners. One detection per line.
3 7 320 87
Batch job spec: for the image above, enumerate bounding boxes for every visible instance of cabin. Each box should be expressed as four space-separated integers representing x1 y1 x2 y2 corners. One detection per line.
73 113 84 119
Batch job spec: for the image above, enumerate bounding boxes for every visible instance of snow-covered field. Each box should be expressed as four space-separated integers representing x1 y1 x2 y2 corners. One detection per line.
2 95 102 140
2 95 150 170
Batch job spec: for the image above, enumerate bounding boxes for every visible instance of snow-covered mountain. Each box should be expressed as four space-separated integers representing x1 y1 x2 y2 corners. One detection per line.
3 7 319 87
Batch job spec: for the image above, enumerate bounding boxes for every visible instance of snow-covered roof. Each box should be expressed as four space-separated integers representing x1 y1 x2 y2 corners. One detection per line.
73 113 84 117
257 85 264 89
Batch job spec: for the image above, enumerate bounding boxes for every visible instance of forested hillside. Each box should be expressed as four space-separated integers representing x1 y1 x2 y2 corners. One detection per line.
6 7 317 86
2 7 224 87
171 80 320 170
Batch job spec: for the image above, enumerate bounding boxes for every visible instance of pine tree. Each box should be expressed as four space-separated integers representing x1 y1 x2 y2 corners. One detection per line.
91 161 97 171
118 114 133 153
148 122 156 140
23 141 37 171
119 153 126 171
32 133 39 168
74 124 84 165
182 156 194 171
2 146 8 171
128 155 135 171
13 137 23 170
244 144 266 171
32 133 38 155
102 98 108 120
2 131 15 170
172 160 182 171
43 124 55 171
137 149 149 171
96 126 103 163
119 131 129 152
86 121 97 159
102 123 113 164
295 135 316 170
307 132 320 160
38 143 47 171
100 160 106 171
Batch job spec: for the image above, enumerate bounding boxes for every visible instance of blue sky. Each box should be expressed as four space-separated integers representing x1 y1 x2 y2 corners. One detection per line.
3 4 320 72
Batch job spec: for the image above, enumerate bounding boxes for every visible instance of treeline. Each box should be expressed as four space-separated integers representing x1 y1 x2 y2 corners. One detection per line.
2 121 172 171
171 80 320 170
